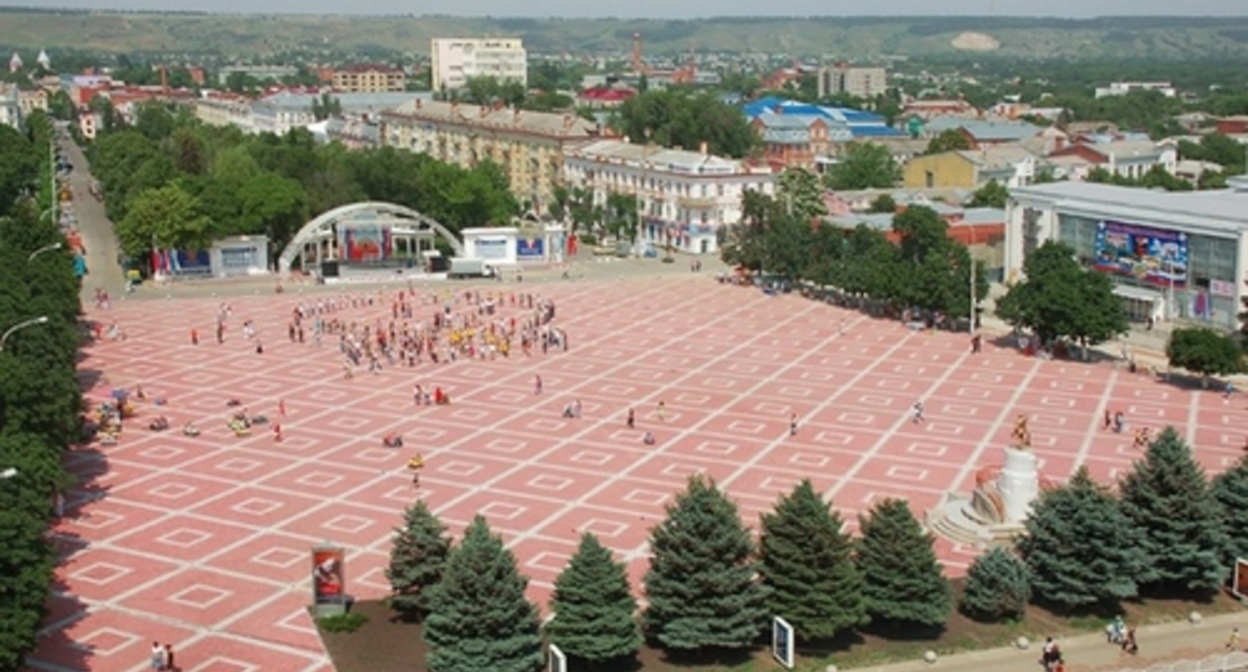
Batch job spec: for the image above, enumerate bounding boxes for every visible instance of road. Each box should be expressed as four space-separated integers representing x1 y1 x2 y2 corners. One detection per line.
58 134 127 304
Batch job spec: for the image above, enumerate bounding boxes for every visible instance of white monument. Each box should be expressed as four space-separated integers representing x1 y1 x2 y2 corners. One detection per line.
927 415 1043 549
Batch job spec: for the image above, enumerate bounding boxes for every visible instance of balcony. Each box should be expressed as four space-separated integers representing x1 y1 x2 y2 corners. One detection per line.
678 195 718 209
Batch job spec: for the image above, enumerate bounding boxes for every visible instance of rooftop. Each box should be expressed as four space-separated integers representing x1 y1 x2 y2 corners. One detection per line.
954 145 1037 169
1012 181 1248 229
925 117 1042 142
741 97 903 138
256 90 428 112
382 99 603 140
566 139 771 177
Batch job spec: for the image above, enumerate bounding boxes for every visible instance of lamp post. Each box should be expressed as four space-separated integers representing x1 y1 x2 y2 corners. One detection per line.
0 316 50 352
28 242 62 262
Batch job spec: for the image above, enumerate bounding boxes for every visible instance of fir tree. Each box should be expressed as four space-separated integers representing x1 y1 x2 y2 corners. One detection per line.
758 480 866 641
960 547 1031 622
1019 466 1143 610
1212 456 1248 571
643 474 770 651
1120 427 1228 594
385 500 452 621
422 516 543 672
856 498 952 629
547 533 642 664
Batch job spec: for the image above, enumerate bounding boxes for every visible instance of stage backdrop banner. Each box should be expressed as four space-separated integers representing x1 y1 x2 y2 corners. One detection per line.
173 249 212 275
1094 220 1188 288
516 235 545 259
340 225 391 262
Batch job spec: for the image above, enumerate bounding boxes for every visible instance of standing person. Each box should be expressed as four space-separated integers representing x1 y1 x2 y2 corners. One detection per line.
273 423 283 443
657 401 666 423
911 401 924 424
190 328 198 345
789 413 798 436
626 407 635 428
534 375 543 395
1227 626 1241 651
278 399 286 418
150 642 164 670
163 644 175 672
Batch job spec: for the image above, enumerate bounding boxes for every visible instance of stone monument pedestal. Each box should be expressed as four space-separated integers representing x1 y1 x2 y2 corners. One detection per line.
926 445 1041 550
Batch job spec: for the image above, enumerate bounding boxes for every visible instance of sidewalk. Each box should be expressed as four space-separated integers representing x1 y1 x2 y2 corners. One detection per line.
847 611 1247 672
61 136 128 304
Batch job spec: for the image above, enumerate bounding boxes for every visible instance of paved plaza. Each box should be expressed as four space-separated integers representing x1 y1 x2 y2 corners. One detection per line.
28 274 1248 671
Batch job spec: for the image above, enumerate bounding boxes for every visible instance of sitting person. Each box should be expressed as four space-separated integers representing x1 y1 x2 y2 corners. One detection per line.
562 403 576 418
148 416 169 431
384 433 403 448
643 431 656 446
226 398 242 407
183 422 200 436
134 385 146 400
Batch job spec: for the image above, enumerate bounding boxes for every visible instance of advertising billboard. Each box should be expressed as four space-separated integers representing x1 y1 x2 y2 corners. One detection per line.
516 235 545 259
311 545 346 605
476 237 509 260
1094 220 1188 288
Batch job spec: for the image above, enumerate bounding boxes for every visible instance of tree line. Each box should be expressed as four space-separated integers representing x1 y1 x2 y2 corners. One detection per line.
385 426 1248 671
87 102 520 270
719 170 989 325
0 111 82 669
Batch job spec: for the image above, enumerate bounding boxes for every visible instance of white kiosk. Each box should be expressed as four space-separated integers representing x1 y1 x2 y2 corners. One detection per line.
461 225 567 267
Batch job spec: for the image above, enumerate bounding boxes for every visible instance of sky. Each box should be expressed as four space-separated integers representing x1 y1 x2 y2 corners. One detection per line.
3 0 1245 18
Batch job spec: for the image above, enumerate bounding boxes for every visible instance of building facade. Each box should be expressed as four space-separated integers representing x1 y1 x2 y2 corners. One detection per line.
750 112 834 170
0 84 21 130
1047 140 1177 181
816 63 888 100
1005 180 1248 330
331 65 406 93
430 38 527 93
380 99 609 213
562 139 776 255
903 146 1037 190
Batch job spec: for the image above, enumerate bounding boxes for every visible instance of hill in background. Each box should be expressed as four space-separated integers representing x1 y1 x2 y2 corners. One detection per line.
2 9 1248 60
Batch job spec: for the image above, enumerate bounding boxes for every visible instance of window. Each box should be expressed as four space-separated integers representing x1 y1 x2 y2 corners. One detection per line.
925 171 934 188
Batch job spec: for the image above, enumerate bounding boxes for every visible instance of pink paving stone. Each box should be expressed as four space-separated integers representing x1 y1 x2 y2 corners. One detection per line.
222 591 324 652
536 505 654 552
278 501 397 548
34 277 1248 672
116 567 279 627
201 531 333 585
173 632 322 671
31 605 197 672
108 514 258 563
57 547 182 603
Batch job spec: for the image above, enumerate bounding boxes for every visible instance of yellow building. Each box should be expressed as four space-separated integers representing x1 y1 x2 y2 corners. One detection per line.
331 65 406 93
902 146 1036 190
380 99 613 213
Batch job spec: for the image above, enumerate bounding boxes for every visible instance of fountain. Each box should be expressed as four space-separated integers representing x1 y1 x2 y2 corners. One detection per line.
927 415 1048 549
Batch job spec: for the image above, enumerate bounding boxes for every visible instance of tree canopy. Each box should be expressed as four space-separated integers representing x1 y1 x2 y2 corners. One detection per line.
547 533 642 664
824 142 900 191
1166 327 1243 379
856 498 952 629
996 240 1128 348
612 90 759 159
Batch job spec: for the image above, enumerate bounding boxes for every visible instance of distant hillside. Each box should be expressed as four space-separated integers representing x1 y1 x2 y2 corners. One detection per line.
2 9 1248 61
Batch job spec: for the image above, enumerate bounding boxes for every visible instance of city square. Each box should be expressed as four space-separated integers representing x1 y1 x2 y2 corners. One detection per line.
25 273 1248 671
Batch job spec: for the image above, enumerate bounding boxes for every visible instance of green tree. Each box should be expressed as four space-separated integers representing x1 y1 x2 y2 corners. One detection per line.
547 533 642 664
1120 427 1228 595
423 515 543 672
759 480 866 642
924 129 973 155
1212 457 1248 573
892 205 987 320
1166 327 1243 382
857 498 951 629
643 474 769 651
0 124 38 217
968 179 1009 209
235 171 308 248
776 166 828 221
116 184 211 259
825 142 899 191
996 240 1128 350
614 90 758 158
386 500 452 621
868 193 897 214
960 547 1031 622
1019 467 1144 610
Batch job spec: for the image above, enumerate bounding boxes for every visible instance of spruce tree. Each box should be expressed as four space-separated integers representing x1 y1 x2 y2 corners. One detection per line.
1019 466 1143 610
856 498 952 629
1120 427 1228 594
643 474 770 651
385 500 452 621
547 533 642 664
759 480 866 641
1212 456 1248 571
422 516 543 672
960 547 1031 622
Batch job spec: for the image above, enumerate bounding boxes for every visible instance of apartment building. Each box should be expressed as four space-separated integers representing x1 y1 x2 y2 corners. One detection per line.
331 64 406 93
430 38 527 93
1094 81 1176 99
0 84 22 130
380 99 609 212
562 139 776 255
816 63 888 100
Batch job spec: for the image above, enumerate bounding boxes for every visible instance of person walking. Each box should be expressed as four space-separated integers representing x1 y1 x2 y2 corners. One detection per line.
789 413 798 436
657 401 666 423
626 407 635 428
163 643 175 672
534 375 542 395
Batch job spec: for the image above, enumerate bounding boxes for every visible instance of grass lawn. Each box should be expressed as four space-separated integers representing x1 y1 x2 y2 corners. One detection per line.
319 583 1246 671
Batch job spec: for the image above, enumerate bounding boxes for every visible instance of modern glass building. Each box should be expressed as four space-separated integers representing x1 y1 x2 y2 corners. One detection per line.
1004 178 1248 332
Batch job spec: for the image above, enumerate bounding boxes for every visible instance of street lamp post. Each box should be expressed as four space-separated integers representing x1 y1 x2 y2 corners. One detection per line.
28 242 62 262
0 316 50 352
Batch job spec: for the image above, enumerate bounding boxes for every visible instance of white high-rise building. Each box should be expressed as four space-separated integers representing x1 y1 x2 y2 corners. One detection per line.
430 37 527 93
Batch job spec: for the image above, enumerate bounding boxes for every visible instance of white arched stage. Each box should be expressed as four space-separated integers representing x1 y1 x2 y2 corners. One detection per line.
278 201 464 274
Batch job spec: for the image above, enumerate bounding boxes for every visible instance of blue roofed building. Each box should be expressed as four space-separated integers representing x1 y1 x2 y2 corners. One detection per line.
742 96 904 169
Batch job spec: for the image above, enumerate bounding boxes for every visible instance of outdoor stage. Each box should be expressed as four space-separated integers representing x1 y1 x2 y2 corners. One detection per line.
29 275 1248 671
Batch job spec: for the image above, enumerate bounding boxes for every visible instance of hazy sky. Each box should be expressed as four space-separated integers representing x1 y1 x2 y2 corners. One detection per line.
4 0 1246 18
